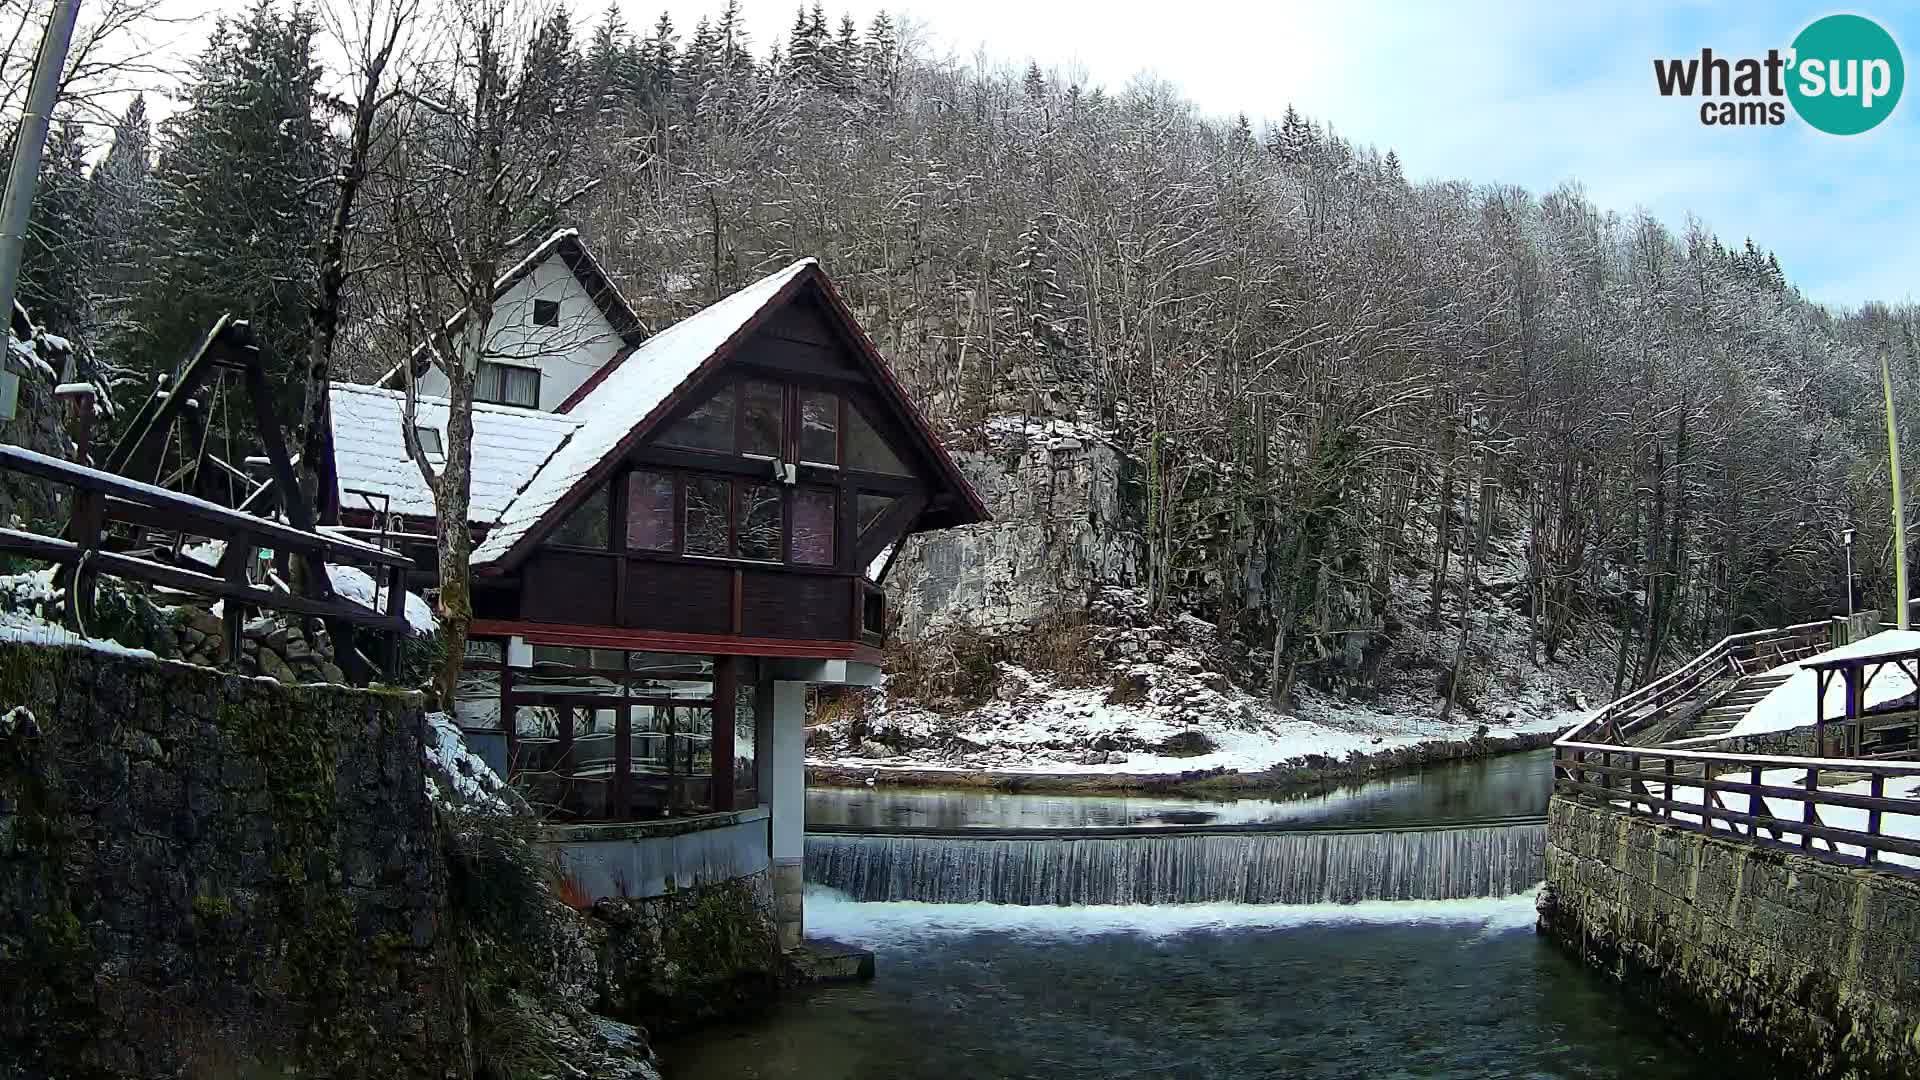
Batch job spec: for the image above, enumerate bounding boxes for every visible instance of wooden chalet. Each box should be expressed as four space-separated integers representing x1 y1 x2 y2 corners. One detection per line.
325 234 986 943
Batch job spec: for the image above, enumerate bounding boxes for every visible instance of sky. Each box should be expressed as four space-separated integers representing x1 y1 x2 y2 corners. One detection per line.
97 0 1918 309
621 0 1919 310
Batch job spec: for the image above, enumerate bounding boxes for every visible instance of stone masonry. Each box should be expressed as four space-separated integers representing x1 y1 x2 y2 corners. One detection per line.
1542 794 1920 1080
0 640 467 1079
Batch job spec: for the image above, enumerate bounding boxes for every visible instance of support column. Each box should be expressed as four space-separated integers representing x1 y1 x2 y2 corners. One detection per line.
769 679 807 951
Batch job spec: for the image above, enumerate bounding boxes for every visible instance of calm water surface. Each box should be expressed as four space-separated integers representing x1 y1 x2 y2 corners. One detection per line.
806 749 1554 831
663 889 1722 1080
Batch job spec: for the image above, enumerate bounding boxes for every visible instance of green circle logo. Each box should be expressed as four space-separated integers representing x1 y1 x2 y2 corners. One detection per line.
1787 14 1904 135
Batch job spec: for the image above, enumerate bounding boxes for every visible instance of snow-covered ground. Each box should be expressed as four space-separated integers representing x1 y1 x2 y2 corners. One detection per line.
811 659 1582 777
1730 629 1920 737
817 512 1610 778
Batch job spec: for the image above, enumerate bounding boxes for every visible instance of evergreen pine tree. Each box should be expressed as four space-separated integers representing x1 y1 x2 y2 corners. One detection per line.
787 6 815 82
1023 61 1045 101
115 0 327 404
646 11 678 108
717 0 751 80
17 117 95 341
88 96 153 368
832 14 861 95
863 11 897 100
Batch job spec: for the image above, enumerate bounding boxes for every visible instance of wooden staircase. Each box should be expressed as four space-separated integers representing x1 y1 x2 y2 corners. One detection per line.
1667 670 1796 742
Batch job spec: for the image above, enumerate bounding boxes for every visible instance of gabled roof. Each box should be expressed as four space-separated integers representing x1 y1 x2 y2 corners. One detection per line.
470 258 989 571
376 228 644 389
329 382 581 524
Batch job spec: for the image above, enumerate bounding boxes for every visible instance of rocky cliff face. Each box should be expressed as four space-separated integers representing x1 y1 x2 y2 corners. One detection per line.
890 416 1140 639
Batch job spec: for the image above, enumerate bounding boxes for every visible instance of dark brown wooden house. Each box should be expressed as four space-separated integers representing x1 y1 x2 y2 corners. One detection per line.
327 244 986 943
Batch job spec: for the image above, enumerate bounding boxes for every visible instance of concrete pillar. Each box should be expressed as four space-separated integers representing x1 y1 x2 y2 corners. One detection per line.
769 679 806 950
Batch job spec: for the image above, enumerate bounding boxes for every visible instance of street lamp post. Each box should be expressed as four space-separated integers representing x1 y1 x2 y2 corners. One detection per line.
1843 527 1857 620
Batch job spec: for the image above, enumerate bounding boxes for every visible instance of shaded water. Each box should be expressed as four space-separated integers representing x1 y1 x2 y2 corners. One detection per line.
664 891 1725 1080
807 822 1546 904
806 748 1553 832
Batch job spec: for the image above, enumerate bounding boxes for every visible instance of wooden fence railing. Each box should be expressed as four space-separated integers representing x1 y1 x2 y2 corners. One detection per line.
1552 740 1920 869
0 443 412 682
1555 613 1920 872
1562 621 1833 747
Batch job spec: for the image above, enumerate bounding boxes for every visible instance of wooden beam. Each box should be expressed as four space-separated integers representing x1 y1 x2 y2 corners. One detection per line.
0 445 406 567
0 527 406 633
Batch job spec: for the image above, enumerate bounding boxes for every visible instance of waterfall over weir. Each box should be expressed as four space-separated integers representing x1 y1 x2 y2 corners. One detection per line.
804 820 1546 905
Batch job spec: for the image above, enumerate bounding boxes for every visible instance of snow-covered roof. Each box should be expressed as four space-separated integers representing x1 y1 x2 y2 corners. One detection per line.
470 259 817 566
328 382 581 524
1728 629 1920 738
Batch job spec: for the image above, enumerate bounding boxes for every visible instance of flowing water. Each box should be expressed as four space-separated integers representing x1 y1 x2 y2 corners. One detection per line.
666 750 1727 1078
804 748 1553 831
664 890 1726 1080
806 822 1546 905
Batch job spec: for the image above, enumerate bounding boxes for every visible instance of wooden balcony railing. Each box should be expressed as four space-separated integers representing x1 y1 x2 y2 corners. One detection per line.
0 443 412 682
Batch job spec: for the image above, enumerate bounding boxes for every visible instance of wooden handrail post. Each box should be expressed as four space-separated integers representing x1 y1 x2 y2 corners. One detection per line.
1802 766 1817 850
1664 757 1675 819
1868 774 1885 864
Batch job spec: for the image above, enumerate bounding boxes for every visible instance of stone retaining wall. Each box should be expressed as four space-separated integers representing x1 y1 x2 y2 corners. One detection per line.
1542 794 1920 1080
0 640 466 1079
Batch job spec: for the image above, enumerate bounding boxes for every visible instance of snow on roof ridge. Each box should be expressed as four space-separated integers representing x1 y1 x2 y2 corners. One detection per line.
472 258 818 565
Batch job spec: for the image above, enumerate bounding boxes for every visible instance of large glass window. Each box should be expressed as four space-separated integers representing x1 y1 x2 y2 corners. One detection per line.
743 381 784 457
662 383 736 452
685 476 730 556
793 489 836 566
799 389 839 464
548 486 609 547
737 483 783 561
857 493 895 538
626 470 675 551
476 360 540 408
846 405 910 475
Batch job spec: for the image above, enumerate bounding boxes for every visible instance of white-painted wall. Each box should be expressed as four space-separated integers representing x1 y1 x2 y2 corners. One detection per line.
415 256 628 411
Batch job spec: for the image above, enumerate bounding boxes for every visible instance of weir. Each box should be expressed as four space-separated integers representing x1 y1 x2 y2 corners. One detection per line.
805 818 1546 905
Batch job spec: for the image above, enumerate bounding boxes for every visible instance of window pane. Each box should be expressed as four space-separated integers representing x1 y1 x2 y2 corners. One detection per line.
846 405 909 475
415 425 444 457
736 483 782 561
476 361 504 403
532 298 559 326
626 470 675 551
857 493 895 537
662 384 736 452
548 485 608 547
793 490 835 566
800 390 838 463
734 662 757 804
743 380 783 457
504 366 540 407
685 476 729 556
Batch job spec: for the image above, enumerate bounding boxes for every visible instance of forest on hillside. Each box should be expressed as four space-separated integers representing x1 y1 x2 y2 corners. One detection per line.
11 0 1920 706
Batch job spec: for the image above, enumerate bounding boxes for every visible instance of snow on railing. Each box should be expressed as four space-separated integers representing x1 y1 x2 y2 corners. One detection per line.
1555 616 1920 873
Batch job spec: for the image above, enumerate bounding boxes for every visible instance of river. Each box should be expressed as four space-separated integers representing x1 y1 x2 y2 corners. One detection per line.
664 750 1727 1079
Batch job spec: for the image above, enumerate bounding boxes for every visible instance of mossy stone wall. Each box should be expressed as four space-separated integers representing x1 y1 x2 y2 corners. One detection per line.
0 641 468 1079
1543 794 1920 1080
594 872 780 1038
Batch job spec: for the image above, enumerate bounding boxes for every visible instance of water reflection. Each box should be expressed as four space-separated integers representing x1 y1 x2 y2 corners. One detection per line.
807 749 1553 831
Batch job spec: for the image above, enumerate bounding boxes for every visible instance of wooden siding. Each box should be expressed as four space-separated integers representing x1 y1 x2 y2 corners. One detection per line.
521 551 616 625
740 568 851 640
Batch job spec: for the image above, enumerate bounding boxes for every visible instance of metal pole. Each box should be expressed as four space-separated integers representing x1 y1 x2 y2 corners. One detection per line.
1844 533 1856 619
1835 534 1850 614
1882 345 1909 630
0 0 82 325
